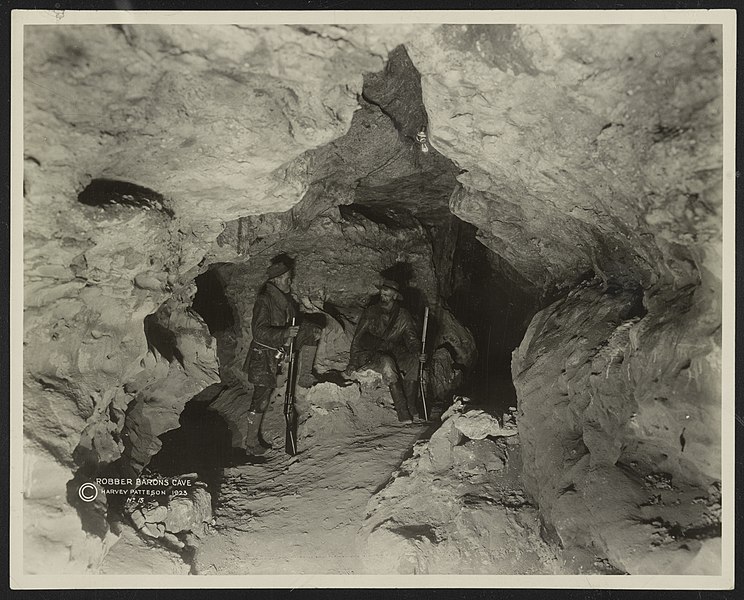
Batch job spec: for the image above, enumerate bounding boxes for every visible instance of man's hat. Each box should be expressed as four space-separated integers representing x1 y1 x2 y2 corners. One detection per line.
266 260 291 279
378 278 402 296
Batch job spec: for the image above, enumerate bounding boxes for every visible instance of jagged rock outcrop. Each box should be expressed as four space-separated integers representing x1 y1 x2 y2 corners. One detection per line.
360 402 560 574
120 297 220 475
407 24 721 292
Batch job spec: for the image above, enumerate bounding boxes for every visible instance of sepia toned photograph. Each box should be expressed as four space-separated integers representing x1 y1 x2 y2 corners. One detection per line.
10 9 735 589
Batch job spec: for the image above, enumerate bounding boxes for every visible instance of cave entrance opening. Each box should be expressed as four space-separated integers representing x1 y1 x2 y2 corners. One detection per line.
441 220 542 417
146 384 232 512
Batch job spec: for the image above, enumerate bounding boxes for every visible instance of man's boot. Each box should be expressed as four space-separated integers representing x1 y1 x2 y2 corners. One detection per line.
245 411 268 456
296 344 318 388
389 381 412 423
403 379 422 422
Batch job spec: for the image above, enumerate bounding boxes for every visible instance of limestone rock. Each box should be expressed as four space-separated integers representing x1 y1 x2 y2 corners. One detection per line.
512 283 721 574
23 442 119 575
407 24 722 291
453 409 518 440
130 510 146 530
350 369 387 392
361 419 559 574
98 526 189 575
298 380 398 443
142 505 168 524
134 272 165 291
121 299 220 473
421 417 462 473
141 522 166 538
303 381 362 409
426 347 462 403
207 385 252 449
314 312 354 374
165 488 212 535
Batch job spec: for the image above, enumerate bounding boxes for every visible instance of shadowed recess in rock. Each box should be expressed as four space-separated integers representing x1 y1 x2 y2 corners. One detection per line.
192 266 236 334
78 178 174 217
147 387 235 510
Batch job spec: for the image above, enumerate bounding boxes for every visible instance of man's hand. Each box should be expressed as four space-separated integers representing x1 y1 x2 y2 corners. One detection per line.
419 353 427 364
286 325 300 340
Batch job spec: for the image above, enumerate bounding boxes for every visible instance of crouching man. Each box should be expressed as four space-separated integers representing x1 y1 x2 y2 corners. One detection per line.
242 257 321 457
346 278 425 423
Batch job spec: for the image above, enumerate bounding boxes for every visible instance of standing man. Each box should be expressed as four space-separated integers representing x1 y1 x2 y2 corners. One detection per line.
242 257 320 457
347 279 426 423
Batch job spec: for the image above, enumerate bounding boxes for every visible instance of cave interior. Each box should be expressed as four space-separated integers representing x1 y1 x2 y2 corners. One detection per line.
22 23 723 577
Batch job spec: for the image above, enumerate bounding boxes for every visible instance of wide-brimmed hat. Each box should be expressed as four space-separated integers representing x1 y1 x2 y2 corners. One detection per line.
266 260 291 279
378 278 402 296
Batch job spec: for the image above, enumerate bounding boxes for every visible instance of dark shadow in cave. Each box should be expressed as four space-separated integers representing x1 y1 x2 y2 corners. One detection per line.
192 266 236 334
444 221 541 416
143 312 183 366
146 384 235 512
339 203 420 230
78 178 174 217
191 262 245 389
65 466 110 540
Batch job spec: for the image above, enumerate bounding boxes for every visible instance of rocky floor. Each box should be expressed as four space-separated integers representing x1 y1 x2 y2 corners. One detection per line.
99 526 191 575
98 376 591 576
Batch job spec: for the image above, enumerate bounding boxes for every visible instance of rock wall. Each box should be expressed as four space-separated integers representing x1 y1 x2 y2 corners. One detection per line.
404 24 722 573
360 401 560 575
512 282 721 574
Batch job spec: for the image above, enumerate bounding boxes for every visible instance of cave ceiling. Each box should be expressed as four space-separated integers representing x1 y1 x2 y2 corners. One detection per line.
224 43 461 234
24 23 722 293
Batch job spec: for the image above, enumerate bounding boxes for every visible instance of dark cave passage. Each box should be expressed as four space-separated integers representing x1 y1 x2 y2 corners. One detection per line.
192 267 236 334
442 220 542 414
146 385 236 510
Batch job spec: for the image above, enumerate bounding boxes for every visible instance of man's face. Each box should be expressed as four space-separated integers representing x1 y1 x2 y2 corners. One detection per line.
380 287 397 306
274 271 292 292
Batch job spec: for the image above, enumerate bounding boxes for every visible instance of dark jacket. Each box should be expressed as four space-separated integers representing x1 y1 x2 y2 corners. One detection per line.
244 282 297 387
348 301 419 372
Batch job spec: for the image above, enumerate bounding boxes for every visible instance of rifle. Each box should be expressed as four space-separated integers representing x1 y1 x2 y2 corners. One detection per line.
284 317 298 456
419 306 429 421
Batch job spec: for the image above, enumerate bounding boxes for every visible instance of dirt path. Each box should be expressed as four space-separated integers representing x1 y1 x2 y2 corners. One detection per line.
194 420 428 574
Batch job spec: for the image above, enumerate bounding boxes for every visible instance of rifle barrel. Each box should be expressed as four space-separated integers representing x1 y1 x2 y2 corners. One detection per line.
421 306 429 347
